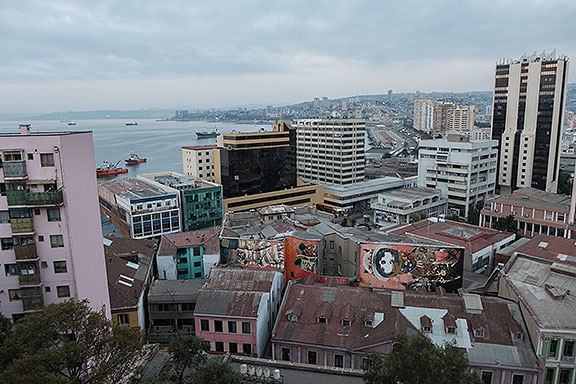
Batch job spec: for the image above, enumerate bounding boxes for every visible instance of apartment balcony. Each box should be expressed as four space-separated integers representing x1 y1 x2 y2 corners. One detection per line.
10 217 34 233
3 161 27 179
14 244 38 260
6 190 63 206
18 273 41 286
22 295 44 311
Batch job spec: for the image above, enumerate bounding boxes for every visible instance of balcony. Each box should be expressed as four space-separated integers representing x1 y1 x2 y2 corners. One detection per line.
22 295 44 311
18 273 41 286
14 244 38 260
6 190 63 206
3 161 27 178
10 217 34 233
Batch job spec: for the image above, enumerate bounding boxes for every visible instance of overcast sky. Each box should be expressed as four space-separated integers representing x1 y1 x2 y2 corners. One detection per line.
1 0 575 113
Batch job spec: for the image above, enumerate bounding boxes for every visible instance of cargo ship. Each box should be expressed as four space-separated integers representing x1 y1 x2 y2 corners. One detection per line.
196 129 220 139
96 160 128 178
125 152 147 165
125 121 138 126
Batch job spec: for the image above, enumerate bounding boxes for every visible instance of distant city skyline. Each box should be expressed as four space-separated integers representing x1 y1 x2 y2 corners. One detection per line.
1 0 575 113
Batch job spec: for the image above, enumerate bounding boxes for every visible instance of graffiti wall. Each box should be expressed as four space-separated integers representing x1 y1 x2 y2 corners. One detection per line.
220 238 284 271
284 236 319 282
357 243 463 292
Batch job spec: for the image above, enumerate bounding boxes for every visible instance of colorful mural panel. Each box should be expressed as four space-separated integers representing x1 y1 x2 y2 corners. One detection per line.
357 243 463 292
284 236 319 281
220 237 284 271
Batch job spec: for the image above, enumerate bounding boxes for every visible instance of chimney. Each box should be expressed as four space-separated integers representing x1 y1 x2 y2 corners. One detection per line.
19 124 31 135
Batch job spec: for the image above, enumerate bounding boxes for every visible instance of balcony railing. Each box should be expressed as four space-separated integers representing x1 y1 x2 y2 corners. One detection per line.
22 295 44 311
18 273 41 286
6 190 63 206
3 161 27 178
10 217 34 233
14 244 38 260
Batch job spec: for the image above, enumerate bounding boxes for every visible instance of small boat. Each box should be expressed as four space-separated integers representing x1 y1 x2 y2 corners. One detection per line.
196 129 220 139
67 121 77 126
96 160 128 178
125 152 147 165
126 121 138 126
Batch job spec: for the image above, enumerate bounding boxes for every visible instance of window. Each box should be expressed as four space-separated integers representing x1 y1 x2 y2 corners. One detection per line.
214 320 223 332
118 314 129 325
3 150 23 162
200 319 209 332
342 319 351 328
45 286 51 292
334 354 344 368
53 261 67 273
512 374 523 384
215 341 224 352
40 154 54 167
57 285 70 298
229 342 238 354
193 261 201 267
50 235 64 248
559 369 571 384
564 341 574 357
558 214 565 221
228 321 237 333
318 317 327 324
194 272 202 278
242 343 252 355
4 264 18 277
282 348 291 361
193 247 201 256
549 339 559 358
27 153 34 160
447 327 456 334
308 351 317 365
8 289 22 301
1 238 14 250
0 211 9 223
474 328 485 338
242 321 251 334
481 371 493 384
329 240 334 250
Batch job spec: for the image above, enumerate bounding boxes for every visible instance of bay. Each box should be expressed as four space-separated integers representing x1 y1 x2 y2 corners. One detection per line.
0 119 269 179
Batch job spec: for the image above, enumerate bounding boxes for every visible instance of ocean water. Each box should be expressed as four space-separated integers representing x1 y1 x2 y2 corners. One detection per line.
0 119 267 179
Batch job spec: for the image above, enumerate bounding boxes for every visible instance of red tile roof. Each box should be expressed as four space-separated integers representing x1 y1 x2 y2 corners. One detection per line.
388 220 514 254
512 234 576 267
273 281 522 352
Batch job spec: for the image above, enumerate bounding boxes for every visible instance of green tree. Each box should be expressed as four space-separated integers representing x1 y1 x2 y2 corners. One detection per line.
168 335 210 384
362 333 483 384
194 359 242 384
558 169 573 195
0 299 143 384
467 201 484 225
493 214 518 235
410 213 427 223
0 313 11 346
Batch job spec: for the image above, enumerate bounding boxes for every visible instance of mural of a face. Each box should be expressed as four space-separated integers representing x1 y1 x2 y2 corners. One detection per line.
374 248 399 279
379 251 395 275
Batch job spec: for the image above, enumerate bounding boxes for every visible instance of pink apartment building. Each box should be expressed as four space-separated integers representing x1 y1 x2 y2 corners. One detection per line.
193 267 285 357
0 125 110 320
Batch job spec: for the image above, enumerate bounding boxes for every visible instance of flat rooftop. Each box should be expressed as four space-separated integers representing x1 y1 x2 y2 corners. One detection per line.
99 179 175 200
504 255 576 330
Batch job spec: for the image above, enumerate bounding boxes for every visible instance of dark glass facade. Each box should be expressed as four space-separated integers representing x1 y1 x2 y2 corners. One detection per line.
219 128 297 199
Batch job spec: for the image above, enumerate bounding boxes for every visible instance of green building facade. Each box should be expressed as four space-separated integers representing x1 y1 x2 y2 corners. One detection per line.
540 337 576 384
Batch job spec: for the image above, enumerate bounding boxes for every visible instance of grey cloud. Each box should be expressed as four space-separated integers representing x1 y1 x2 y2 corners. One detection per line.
1 0 575 82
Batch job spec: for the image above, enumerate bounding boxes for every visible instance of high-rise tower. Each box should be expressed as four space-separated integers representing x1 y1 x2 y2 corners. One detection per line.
491 51 569 194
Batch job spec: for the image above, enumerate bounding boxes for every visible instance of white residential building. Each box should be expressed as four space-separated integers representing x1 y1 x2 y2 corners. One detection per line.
418 134 498 218
182 145 218 182
295 119 365 186
447 105 476 134
413 99 434 134
371 187 448 225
